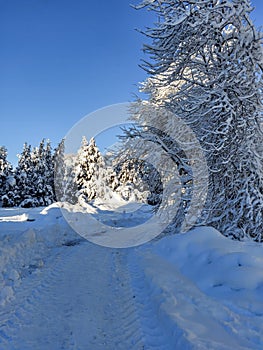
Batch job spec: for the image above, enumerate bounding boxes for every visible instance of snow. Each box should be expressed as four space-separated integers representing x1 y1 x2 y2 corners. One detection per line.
0 213 28 222
0 205 263 349
137 227 263 349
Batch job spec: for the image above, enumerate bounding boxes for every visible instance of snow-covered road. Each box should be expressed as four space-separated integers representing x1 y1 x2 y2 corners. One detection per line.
0 239 177 350
1 206 263 349
1 242 142 350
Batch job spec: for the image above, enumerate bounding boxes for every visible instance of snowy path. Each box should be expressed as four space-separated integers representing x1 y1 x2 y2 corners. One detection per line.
0 242 147 350
0 241 249 350
0 237 180 349
1 207 263 349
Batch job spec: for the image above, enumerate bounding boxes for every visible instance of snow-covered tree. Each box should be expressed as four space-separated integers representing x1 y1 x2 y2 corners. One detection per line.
132 0 263 240
14 140 55 207
74 137 122 204
0 146 15 207
75 137 108 203
53 139 66 201
63 153 78 204
114 157 162 204
25 139 54 206
0 146 11 196
14 143 36 207
41 139 55 205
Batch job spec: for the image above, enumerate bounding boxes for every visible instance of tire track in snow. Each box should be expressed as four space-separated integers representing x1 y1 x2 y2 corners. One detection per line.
105 250 145 350
127 248 184 350
0 241 146 350
0 243 75 350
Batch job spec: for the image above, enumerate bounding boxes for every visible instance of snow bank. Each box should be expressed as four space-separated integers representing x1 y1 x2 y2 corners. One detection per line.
0 213 28 222
151 227 263 299
0 205 81 307
134 226 263 349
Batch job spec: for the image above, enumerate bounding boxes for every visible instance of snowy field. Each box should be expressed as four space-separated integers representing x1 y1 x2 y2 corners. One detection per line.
0 204 263 349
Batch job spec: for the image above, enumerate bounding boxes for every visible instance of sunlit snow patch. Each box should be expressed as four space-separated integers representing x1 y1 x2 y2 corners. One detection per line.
0 213 28 222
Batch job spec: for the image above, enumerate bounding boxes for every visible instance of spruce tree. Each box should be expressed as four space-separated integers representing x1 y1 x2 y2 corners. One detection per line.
75 137 107 203
63 153 78 204
114 159 152 202
14 143 37 207
0 146 14 207
33 139 55 206
42 139 55 205
33 139 46 206
15 140 55 207
53 139 66 202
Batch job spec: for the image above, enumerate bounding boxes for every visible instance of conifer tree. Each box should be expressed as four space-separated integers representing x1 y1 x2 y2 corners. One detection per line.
42 139 55 205
63 153 78 204
0 146 14 207
53 139 66 201
75 137 108 203
14 143 37 207
114 157 162 204
15 140 55 207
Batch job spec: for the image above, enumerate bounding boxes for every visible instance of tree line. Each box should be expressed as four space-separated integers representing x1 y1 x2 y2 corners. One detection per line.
0 137 161 208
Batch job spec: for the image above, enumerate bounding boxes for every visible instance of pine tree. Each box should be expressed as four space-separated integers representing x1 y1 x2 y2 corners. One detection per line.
132 0 263 240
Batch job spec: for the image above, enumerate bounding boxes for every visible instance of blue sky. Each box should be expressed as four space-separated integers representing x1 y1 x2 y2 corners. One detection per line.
1 0 263 165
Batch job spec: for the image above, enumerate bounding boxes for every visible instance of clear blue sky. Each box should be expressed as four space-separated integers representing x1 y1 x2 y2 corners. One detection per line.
1 0 263 165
